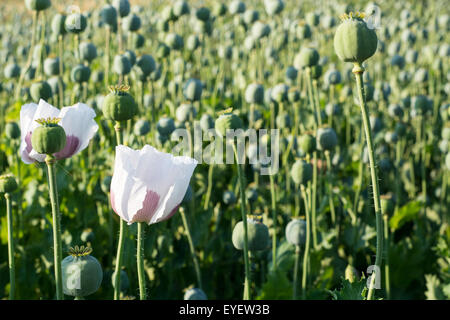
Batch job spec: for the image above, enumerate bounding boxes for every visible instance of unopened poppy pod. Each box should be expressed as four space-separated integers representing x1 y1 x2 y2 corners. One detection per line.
110 145 198 225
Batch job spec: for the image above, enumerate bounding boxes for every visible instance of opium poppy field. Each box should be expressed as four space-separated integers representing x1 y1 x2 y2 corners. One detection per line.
0 0 449 301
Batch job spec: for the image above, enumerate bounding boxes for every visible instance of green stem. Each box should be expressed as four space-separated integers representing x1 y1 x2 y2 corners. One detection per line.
301 185 311 299
5 193 15 300
203 164 214 211
324 151 336 224
45 155 63 300
180 207 203 289
233 144 251 300
383 214 390 299
353 64 383 300
269 171 277 271
137 222 146 300
311 152 318 249
292 245 300 300
113 121 126 300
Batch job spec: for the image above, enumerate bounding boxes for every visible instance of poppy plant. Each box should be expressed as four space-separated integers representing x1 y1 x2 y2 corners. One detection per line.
20 99 99 164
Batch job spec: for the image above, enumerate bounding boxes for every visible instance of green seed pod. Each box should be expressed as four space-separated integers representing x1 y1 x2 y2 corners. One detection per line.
111 270 129 292
215 112 243 137
102 85 138 122
65 13 87 34
31 119 66 155
186 35 200 51
70 64 91 83
174 0 190 17
100 4 117 26
285 219 306 246
79 42 97 63
184 288 207 300
156 42 170 59
345 264 358 283
51 13 67 36
5 122 21 140
0 174 18 194
80 228 95 243
291 159 313 185
310 64 322 79
62 246 103 297
222 190 237 205
245 187 258 203
200 114 214 132
92 71 104 83
112 54 131 75
122 13 141 32
132 33 145 49
4 63 21 79
288 89 300 103
124 50 136 67
25 0 51 11
183 78 203 102
334 12 378 64
113 0 130 17
156 116 176 136
285 66 298 81
213 2 227 16
134 119 150 136
176 103 197 123
232 218 269 251
195 7 210 22
294 47 319 69
296 22 312 39
317 127 338 151
245 83 264 105
298 134 316 154
243 9 259 25
135 54 156 79
276 111 291 129
30 80 53 102
229 0 245 14
165 33 184 51
44 57 60 76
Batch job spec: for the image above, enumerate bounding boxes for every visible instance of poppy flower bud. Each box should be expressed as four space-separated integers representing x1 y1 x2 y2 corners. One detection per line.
134 119 150 136
183 78 203 102
215 112 243 137
0 174 18 194
317 127 338 151
31 118 66 155
298 134 316 154
232 218 269 251
294 47 319 69
345 264 358 283
113 0 130 17
334 12 377 64
102 85 138 121
65 13 87 34
44 57 60 76
25 0 51 11
184 288 207 300
380 194 395 216
285 219 306 246
156 116 175 136
62 246 103 298
291 159 313 185
6 122 21 140
30 80 53 102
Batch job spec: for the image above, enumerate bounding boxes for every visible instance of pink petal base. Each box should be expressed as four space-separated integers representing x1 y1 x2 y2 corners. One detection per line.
54 135 80 160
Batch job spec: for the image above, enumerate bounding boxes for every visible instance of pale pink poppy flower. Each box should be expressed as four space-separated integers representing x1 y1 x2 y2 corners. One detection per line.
110 145 198 225
19 99 99 164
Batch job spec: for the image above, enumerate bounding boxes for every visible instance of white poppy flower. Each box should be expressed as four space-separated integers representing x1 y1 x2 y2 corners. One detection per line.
19 99 99 164
110 145 198 225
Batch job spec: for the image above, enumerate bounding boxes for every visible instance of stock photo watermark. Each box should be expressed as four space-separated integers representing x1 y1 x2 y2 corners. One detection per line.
169 125 280 175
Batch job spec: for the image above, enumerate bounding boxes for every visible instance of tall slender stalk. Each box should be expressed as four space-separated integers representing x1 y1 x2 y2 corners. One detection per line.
5 193 15 300
383 214 390 299
137 222 146 300
233 143 251 300
45 155 63 300
269 170 277 271
180 207 203 289
113 121 126 300
300 185 311 299
292 245 300 300
353 63 383 300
